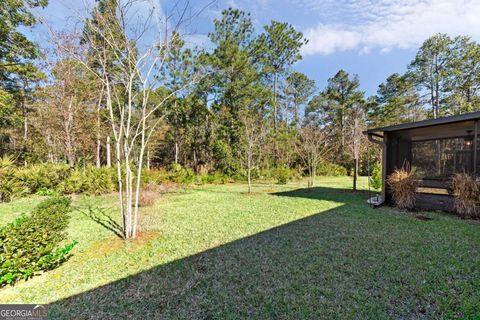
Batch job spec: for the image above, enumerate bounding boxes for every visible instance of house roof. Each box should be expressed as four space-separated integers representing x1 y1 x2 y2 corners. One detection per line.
365 111 480 137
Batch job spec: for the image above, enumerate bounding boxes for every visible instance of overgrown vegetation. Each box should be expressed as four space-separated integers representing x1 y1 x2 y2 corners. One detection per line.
386 167 418 210
0 164 117 202
451 173 480 219
0 197 77 286
1 162 333 202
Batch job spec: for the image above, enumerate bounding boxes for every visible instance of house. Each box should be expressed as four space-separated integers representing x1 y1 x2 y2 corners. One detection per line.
365 111 480 212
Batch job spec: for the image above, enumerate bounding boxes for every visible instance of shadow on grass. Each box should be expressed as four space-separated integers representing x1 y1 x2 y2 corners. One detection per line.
49 187 480 319
271 186 370 203
77 206 124 239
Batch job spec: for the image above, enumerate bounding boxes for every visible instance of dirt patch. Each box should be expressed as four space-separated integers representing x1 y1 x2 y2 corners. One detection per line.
83 230 161 258
128 230 160 247
83 236 124 258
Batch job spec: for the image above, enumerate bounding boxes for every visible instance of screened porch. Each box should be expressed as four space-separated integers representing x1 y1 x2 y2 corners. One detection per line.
366 112 480 211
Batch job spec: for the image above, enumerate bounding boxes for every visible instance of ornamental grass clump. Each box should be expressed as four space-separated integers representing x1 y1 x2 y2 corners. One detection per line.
137 183 162 207
451 173 480 219
387 167 418 211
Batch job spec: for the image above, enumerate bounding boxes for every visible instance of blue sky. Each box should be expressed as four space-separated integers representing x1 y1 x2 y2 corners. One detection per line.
29 0 480 97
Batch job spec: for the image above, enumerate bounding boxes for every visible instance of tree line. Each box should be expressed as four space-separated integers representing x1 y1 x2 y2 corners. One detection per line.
2 0 480 191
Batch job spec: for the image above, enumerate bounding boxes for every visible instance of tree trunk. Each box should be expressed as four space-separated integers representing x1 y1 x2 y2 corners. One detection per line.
308 167 313 189
294 102 299 128
23 105 28 167
312 164 316 188
273 72 277 132
353 157 358 191
146 149 151 170
106 136 112 167
96 87 104 168
114 137 125 238
247 145 252 193
64 97 76 167
96 104 102 168
174 99 179 164
96 138 101 167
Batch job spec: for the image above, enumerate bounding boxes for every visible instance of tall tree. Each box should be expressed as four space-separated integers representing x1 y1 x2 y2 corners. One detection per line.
0 0 47 87
284 71 316 127
255 21 307 132
369 73 422 127
163 32 193 164
206 8 262 173
82 0 127 167
310 70 363 166
36 34 96 166
446 36 480 113
0 0 48 162
408 33 454 118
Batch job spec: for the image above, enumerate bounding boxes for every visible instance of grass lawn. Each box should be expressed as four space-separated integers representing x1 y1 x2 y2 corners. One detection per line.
1 176 479 319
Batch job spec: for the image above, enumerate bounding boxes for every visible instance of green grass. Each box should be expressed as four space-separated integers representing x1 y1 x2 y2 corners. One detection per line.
1 176 479 319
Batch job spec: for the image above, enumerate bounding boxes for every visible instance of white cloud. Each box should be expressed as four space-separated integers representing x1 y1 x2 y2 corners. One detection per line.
301 0 480 56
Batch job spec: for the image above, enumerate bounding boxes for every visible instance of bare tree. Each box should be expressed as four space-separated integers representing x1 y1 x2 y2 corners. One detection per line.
240 108 264 193
346 103 367 191
62 0 204 239
296 126 330 189
35 33 96 167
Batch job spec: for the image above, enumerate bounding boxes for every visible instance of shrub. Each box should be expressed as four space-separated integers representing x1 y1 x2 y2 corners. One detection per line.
168 163 195 185
142 168 170 185
138 183 164 207
0 197 77 286
451 173 480 219
212 140 238 175
16 163 70 193
230 171 247 182
317 162 348 176
81 166 116 194
36 187 59 197
57 169 84 194
196 172 230 185
0 169 27 202
0 156 27 202
58 166 116 195
273 166 297 185
386 167 418 211
371 162 382 190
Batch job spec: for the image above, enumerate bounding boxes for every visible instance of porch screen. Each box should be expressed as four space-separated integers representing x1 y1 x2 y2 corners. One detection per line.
411 138 473 180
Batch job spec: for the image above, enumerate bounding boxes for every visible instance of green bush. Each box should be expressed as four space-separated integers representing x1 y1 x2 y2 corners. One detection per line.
168 163 195 185
36 187 59 197
0 169 27 202
196 172 230 185
81 167 116 194
231 172 247 182
16 164 70 193
58 166 116 195
317 162 348 176
212 140 239 176
142 168 170 185
371 162 382 190
272 166 298 185
0 197 77 286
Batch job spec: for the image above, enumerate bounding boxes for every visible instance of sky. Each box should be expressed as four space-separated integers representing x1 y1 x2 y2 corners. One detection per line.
27 0 480 97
